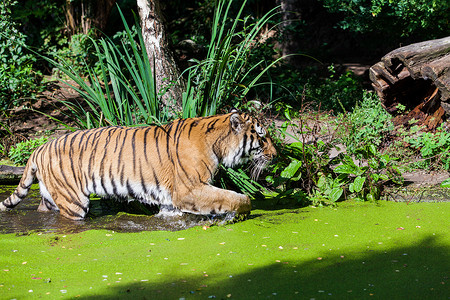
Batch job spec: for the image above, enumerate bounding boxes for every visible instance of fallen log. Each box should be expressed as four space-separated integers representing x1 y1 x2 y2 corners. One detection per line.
0 165 25 184
369 36 450 130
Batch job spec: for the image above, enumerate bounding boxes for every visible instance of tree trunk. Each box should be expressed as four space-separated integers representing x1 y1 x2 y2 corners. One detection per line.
275 0 320 66
369 36 450 130
137 0 184 109
276 0 301 65
65 0 116 36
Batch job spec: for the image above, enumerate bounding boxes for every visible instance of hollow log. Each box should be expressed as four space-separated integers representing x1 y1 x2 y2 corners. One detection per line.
369 36 450 130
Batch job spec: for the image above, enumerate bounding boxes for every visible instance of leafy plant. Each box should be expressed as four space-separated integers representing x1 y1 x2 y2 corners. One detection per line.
339 91 393 153
0 140 5 158
321 0 450 39
332 144 402 202
219 166 268 200
270 139 336 206
9 136 49 166
305 65 364 113
440 178 450 188
49 30 99 79
405 125 450 170
0 0 41 110
267 104 402 206
266 107 339 205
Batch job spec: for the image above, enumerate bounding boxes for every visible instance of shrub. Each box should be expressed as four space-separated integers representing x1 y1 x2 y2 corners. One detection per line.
9 136 49 166
266 104 402 206
0 0 42 110
405 125 450 170
322 0 450 40
248 63 364 115
306 65 363 113
339 91 393 153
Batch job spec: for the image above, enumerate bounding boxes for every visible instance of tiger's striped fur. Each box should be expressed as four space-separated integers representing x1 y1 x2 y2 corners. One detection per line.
0 111 276 220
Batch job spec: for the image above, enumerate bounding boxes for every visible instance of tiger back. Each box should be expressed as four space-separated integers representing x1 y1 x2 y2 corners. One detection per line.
0 111 276 220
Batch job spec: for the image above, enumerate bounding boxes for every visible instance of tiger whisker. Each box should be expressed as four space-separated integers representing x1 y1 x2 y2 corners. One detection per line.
250 157 269 181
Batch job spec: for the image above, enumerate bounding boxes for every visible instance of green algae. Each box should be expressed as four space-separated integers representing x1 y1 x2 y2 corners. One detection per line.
0 201 448 299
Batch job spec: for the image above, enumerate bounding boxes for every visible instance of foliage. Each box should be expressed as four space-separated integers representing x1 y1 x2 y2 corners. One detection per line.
0 0 41 110
181 0 283 117
305 65 363 113
50 25 139 80
219 166 268 200
321 0 450 39
49 31 99 78
11 0 66 57
405 125 450 170
440 177 450 188
0 144 4 158
332 144 402 201
252 62 364 115
339 91 393 153
43 9 167 129
267 104 402 206
8 136 49 166
273 141 401 206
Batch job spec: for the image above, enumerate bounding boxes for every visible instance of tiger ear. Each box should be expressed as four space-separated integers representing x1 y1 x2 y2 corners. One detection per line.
229 107 240 114
230 113 244 133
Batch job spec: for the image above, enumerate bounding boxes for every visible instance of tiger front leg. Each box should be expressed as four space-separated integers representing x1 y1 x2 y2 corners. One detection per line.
174 184 251 216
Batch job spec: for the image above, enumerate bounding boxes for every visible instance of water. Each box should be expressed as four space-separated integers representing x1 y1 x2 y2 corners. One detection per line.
0 185 227 234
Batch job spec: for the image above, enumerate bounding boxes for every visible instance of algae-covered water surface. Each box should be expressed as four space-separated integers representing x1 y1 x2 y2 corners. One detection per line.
0 185 448 299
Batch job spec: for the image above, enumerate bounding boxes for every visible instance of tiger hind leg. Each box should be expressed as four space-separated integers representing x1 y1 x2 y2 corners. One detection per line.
44 182 90 220
37 198 59 212
56 194 90 220
37 181 59 212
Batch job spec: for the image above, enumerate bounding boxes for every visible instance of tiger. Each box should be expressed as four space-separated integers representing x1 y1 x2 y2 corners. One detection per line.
0 110 276 220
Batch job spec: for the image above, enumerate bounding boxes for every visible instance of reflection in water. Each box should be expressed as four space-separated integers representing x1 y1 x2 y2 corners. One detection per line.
0 186 226 234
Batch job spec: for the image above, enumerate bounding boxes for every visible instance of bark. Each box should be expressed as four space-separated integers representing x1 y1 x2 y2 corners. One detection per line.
137 0 184 109
275 0 320 66
276 0 302 64
0 165 24 184
369 36 450 130
65 0 116 36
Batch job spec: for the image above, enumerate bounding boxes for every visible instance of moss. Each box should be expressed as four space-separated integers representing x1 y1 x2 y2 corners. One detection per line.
0 201 448 299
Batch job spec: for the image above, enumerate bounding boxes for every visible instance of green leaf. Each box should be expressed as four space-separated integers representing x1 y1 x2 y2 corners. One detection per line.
329 187 343 202
349 182 355 193
289 142 304 150
317 174 327 189
334 164 355 174
343 155 357 168
368 144 377 156
441 178 450 188
353 176 366 193
280 159 302 179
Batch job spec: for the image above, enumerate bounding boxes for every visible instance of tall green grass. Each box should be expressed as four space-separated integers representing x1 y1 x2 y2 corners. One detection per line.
43 8 166 129
182 0 283 118
44 1 284 128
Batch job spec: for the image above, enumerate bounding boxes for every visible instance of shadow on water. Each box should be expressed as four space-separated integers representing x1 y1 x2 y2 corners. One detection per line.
0 186 228 234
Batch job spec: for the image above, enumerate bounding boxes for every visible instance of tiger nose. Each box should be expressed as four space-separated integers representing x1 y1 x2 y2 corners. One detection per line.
266 146 277 159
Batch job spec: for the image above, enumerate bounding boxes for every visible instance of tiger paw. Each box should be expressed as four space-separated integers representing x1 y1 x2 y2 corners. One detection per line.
157 204 182 217
215 211 250 225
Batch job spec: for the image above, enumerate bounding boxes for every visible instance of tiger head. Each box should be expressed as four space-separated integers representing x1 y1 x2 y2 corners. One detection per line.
221 110 277 180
